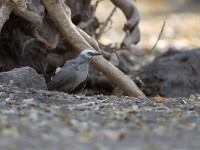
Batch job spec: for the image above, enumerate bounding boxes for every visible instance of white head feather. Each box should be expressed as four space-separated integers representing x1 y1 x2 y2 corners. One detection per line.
80 49 100 59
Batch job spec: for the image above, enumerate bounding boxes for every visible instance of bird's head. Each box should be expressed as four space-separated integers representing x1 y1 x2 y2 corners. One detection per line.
80 49 102 60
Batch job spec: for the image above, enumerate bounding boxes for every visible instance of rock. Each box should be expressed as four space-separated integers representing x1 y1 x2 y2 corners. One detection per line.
135 48 200 98
0 67 47 90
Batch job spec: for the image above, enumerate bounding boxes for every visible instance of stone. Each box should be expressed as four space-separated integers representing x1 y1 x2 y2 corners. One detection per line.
136 48 200 98
0 67 47 90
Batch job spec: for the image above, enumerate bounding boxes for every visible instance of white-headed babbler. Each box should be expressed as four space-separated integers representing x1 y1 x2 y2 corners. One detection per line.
48 49 101 93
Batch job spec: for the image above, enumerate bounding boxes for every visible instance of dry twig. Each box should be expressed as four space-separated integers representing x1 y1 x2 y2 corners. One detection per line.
96 6 117 40
149 21 166 52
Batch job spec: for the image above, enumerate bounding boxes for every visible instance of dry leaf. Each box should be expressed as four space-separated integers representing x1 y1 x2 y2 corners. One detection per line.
22 98 36 105
189 94 196 101
173 108 182 113
2 124 19 138
59 113 71 124
103 129 126 141
124 112 135 121
154 96 169 103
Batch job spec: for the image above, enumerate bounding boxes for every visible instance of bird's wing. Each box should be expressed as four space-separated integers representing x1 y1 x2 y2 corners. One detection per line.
47 66 77 91
69 76 88 94
63 59 78 68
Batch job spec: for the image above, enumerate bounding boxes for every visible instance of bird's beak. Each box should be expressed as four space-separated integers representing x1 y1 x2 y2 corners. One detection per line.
91 53 102 57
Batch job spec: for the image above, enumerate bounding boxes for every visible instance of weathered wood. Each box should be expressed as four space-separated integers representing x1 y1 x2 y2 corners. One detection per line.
0 1 14 31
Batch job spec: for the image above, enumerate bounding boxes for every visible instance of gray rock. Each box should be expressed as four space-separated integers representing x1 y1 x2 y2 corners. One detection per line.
136 48 200 98
0 67 47 90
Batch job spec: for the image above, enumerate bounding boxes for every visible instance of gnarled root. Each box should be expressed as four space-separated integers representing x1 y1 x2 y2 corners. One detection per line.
41 0 145 97
111 0 140 48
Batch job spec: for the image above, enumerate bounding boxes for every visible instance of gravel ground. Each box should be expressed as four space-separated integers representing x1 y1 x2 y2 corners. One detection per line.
0 84 200 150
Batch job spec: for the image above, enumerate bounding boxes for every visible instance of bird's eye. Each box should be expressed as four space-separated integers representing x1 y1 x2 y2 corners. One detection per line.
87 52 93 55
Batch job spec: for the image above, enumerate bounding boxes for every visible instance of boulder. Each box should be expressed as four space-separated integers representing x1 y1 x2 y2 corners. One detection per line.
0 67 47 90
136 48 200 98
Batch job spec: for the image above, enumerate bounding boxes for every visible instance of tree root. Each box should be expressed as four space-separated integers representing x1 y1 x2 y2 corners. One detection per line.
0 1 14 31
41 0 145 97
111 0 140 48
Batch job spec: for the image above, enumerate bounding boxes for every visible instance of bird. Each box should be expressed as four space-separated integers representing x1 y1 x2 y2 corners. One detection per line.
47 49 101 94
